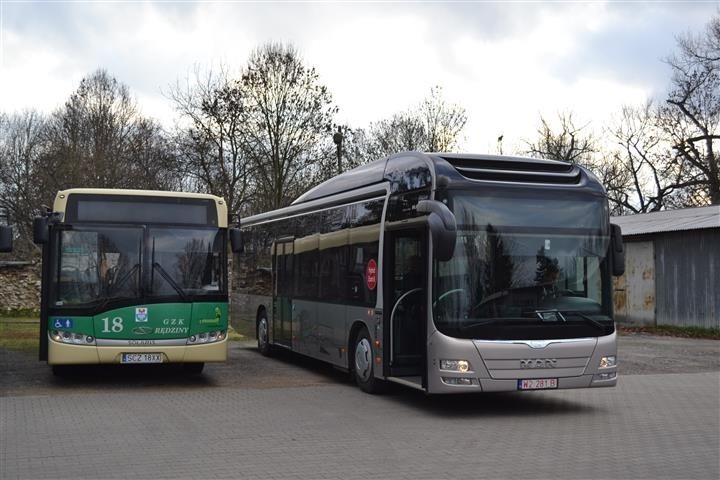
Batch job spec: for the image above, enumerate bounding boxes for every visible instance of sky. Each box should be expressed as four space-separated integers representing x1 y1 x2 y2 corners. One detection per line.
0 1 715 154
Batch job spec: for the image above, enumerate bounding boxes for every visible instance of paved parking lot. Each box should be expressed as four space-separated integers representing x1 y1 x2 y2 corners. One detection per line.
1 335 718 479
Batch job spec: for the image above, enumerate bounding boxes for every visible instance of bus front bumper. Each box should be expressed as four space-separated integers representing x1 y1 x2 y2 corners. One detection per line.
47 338 228 365
425 330 618 394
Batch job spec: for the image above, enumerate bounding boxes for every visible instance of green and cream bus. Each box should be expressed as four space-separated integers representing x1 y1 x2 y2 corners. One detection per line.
34 189 229 374
231 152 625 394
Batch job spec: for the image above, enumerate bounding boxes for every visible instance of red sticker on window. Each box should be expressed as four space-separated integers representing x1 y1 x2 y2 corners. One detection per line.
366 259 377 291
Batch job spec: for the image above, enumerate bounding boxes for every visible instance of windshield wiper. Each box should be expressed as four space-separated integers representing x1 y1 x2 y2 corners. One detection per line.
89 294 136 314
456 317 539 330
107 263 140 295
553 310 608 331
152 262 188 300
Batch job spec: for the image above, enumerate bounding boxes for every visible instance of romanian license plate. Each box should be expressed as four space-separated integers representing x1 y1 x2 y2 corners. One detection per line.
517 378 558 390
121 353 163 364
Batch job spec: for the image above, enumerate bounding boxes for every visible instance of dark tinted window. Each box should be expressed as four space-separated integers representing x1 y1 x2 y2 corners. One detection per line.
148 228 226 296
241 199 383 306
53 227 142 306
384 155 432 193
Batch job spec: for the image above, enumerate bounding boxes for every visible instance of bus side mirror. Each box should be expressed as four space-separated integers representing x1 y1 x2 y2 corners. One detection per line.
33 216 49 245
610 223 625 277
230 228 244 253
0 225 12 253
417 200 456 262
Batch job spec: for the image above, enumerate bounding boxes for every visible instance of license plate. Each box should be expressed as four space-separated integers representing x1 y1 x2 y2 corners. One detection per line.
517 378 558 390
121 353 163 364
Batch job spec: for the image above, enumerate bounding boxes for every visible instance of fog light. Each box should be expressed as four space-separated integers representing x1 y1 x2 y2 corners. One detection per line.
440 359 471 372
442 377 476 386
594 372 617 381
599 356 617 368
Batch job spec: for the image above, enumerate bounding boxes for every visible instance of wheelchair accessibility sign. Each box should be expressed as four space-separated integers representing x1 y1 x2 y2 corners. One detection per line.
53 318 73 329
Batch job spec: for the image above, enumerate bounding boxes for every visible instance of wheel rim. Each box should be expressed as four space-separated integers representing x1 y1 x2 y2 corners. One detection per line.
354 337 372 382
258 318 268 349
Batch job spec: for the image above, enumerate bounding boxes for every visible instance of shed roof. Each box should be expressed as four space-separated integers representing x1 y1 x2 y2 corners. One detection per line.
611 205 720 236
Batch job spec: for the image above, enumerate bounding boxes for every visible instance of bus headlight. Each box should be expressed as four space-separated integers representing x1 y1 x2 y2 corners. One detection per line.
440 359 471 372
50 331 95 345
187 330 226 345
599 356 616 368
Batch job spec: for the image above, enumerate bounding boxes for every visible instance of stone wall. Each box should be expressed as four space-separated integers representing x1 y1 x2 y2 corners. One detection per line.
0 262 41 313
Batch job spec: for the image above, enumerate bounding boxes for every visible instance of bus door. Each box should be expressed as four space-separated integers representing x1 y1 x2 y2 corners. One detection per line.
273 238 294 347
385 229 427 380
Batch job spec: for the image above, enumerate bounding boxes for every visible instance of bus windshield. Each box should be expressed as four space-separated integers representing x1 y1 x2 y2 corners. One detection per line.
52 226 226 306
433 192 613 340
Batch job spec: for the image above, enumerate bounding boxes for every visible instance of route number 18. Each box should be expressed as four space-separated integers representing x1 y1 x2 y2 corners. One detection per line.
101 317 124 333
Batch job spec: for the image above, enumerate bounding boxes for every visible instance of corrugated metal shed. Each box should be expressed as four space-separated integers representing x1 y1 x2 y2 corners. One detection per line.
610 205 719 329
611 205 720 236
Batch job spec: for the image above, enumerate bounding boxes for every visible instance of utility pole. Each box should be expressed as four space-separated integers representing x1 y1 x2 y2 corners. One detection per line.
333 126 343 175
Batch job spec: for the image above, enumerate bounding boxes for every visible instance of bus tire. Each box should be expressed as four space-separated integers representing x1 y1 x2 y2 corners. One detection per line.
257 312 272 356
183 362 204 375
352 328 385 394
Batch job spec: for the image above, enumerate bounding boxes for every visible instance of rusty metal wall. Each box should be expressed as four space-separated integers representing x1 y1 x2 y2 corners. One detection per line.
655 230 720 329
613 241 655 326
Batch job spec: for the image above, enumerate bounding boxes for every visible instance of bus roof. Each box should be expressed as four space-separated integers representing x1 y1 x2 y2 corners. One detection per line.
240 152 605 227
292 151 603 205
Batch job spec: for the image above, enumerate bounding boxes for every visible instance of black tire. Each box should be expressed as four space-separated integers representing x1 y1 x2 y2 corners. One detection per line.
183 362 205 375
352 328 385 394
257 312 272 356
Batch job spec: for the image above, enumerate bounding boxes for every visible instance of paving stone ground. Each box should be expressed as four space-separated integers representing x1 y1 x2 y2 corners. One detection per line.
1 336 718 480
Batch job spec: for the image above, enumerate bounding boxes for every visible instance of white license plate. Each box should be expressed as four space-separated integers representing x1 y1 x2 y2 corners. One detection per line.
121 353 163 364
517 378 558 390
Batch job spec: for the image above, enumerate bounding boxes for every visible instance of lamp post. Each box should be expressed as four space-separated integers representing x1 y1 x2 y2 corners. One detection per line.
333 126 343 175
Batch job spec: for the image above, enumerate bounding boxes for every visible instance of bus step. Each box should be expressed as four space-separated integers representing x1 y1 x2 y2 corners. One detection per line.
387 376 424 391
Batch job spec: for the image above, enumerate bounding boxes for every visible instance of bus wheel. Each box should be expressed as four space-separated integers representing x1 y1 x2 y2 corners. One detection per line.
352 328 385 394
257 313 272 356
183 362 204 375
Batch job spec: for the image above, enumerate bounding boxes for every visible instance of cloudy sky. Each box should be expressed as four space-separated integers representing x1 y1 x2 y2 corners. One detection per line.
0 1 714 153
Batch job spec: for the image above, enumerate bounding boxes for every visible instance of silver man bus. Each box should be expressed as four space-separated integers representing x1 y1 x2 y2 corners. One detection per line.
33 189 230 375
231 152 624 393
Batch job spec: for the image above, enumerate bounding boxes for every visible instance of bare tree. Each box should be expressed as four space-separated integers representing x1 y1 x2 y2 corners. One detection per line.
604 102 698 214
524 112 597 165
241 43 337 211
42 69 178 194
358 86 468 162
168 65 251 217
0 110 48 257
366 112 428 159
663 14 720 204
601 15 720 214
420 86 467 152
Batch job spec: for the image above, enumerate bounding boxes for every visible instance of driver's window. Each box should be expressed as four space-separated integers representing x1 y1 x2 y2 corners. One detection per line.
57 231 100 305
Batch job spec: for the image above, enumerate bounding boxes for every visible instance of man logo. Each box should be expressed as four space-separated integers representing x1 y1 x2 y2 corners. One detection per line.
520 358 557 369
133 326 153 335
